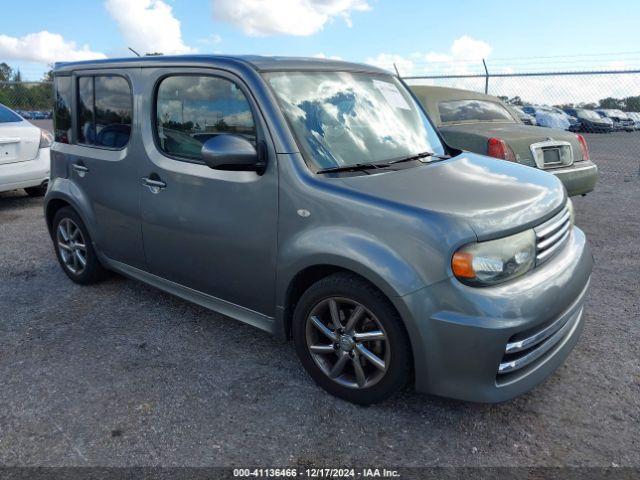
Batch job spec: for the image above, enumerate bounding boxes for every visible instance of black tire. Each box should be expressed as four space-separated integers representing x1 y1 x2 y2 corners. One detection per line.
52 207 108 285
24 184 47 197
292 273 412 405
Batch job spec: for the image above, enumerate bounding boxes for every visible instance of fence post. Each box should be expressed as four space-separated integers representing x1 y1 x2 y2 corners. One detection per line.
482 59 489 94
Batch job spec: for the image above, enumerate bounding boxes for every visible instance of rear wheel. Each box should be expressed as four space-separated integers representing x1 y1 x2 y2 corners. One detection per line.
52 207 108 284
292 273 412 405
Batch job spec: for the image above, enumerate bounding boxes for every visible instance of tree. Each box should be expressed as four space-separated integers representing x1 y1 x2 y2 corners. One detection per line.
599 97 623 109
41 68 54 82
623 96 640 112
0 62 13 81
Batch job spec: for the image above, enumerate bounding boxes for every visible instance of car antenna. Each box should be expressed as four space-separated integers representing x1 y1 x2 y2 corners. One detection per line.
128 47 141 57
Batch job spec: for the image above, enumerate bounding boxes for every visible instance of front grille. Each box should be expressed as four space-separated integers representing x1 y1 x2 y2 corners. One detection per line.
497 279 589 379
534 205 571 265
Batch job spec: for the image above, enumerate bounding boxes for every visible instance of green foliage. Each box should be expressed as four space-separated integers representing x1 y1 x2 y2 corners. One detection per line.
0 81 53 110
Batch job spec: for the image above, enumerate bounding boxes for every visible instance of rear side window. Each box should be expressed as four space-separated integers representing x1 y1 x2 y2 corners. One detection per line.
76 75 132 149
439 100 515 124
53 76 72 143
155 75 256 161
0 104 22 123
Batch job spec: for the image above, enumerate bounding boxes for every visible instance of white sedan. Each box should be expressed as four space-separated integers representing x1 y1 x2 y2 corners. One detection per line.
0 103 52 196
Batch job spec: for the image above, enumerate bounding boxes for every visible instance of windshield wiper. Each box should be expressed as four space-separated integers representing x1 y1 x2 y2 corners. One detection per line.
316 152 451 174
386 152 451 165
316 162 386 174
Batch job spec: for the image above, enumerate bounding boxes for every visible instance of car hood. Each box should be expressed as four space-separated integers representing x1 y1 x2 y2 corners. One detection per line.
337 152 566 241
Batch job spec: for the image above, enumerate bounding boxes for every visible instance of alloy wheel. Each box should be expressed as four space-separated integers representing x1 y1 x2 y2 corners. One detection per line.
305 297 389 389
56 218 88 275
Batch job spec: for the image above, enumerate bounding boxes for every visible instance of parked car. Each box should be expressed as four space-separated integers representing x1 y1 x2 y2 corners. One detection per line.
0 103 52 196
409 86 598 196
595 109 635 132
548 107 582 132
626 112 640 130
521 105 571 130
46 56 593 405
563 108 614 133
510 105 537 125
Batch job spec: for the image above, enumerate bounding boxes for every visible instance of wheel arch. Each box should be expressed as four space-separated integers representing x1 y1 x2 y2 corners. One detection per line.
44 181 97 242
277 259 411 342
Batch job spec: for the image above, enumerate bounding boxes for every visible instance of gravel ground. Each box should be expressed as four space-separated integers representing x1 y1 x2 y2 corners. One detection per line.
0 132 638 468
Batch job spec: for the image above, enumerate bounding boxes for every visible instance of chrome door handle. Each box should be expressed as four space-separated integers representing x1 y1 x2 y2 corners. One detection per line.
141 177 167 194
71 164 89 177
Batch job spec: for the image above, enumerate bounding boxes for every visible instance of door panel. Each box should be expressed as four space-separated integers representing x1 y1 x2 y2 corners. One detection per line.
139 68 278 316
68 70 144 268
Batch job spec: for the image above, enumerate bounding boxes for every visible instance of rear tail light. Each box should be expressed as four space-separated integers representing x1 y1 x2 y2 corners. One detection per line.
487 138 517 161
39 129 54 149
576 134 590 161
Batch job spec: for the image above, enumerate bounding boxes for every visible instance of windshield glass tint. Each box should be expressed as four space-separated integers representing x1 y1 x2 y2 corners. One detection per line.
438 99 515 123
265 71 443 169
0 104 22 123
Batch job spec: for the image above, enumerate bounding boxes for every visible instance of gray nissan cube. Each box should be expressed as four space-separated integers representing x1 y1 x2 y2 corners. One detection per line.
45 56 593 405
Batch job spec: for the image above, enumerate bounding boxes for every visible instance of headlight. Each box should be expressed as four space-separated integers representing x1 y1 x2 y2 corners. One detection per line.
39 129 53 149
452 229 536 286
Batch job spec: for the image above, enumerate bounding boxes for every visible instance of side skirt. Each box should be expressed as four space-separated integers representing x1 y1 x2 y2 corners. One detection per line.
103 257 277 335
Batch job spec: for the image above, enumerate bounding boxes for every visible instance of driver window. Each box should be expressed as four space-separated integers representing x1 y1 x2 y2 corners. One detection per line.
156 75 256 162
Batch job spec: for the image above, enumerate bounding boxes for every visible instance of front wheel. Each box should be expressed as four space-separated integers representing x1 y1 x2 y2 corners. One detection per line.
292 273 412 405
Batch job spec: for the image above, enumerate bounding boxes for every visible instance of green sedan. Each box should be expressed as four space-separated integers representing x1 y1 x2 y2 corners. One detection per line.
409 86 598 196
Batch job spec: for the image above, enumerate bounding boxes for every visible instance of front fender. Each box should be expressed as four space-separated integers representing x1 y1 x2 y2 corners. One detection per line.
276 226 428 307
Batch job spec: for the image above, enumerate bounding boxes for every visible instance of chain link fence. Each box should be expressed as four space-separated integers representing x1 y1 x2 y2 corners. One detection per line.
0 81 53 114
403 70 640 177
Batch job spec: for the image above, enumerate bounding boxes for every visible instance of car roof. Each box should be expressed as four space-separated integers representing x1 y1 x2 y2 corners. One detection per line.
53 54 390 75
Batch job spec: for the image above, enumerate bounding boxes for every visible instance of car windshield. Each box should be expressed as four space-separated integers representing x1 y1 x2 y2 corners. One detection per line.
264 71 444 169
578 110 602 121
438 99 515 124
0 104 23 123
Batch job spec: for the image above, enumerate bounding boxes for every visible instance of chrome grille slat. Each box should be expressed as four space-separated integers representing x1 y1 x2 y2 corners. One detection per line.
534 204 571 265
498 307 583 374
537 229 571 262
537 221 571 250
536 210 570 239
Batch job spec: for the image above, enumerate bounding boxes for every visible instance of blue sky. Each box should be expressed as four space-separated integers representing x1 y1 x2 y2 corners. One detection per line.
2 0 640 81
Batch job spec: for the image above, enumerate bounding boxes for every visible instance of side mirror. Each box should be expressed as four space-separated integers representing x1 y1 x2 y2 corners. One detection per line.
201 134 264 173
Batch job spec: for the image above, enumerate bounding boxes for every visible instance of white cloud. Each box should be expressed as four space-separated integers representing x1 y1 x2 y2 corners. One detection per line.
105 0 195 55
313 53 343 60
212 0 371 36
0 31 106 64
367 35 493 77
364 53 414 75
198 34 223 46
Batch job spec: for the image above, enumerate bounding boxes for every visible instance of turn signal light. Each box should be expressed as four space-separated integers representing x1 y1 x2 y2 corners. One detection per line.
451 252 475 279
487 137 517 161
576 134 590 161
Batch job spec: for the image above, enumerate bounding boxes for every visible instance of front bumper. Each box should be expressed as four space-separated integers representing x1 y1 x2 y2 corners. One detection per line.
0 147 50 193
549 161 598 196
396 226 593 403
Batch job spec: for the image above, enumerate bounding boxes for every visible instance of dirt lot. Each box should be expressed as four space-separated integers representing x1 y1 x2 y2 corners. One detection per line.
0 132 638 468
